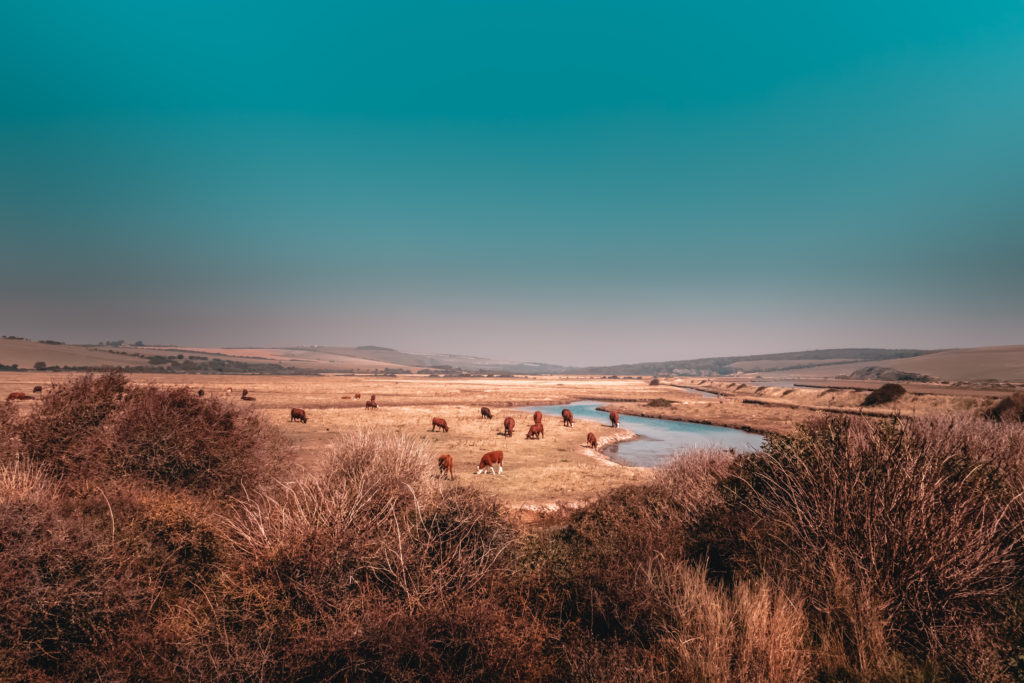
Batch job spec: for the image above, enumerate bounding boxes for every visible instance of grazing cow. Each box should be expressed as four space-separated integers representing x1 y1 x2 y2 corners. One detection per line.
6 392 30 401
241 389 249 398
526 423 544 440
587 432 598 448
32 386 42 394
354 393 361 399
533 410 543 424
198 389 205 397
365 400 378 409
480 406 493 419
609 411 619 428
342 395 351 399
561 408 574 427
241 395 256 402
431 417 449 432
438 454 453 480
290 408 307 424
476 450 504 475
370 394 376 402
503 416 515 437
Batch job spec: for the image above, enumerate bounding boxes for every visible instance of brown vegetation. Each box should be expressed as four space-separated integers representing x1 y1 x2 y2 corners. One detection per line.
985 392 1024 423
862 382 907 406
3 372 1024 680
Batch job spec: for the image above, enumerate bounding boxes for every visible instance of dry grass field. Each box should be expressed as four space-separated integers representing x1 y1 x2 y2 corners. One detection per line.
4 370 1015 508
1 372 663 508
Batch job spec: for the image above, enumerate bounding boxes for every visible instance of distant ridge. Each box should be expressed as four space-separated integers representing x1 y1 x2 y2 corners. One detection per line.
574 348 933 377
3 336 1021 382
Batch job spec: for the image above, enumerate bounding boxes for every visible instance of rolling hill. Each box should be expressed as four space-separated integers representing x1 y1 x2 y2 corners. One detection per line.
2 336 1022 382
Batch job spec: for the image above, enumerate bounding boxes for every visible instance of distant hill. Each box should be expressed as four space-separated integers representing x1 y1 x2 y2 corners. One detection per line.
0 337 151 370
3 336 1021 382
288 346 566 374
575 348 933 377
756 346 1024 383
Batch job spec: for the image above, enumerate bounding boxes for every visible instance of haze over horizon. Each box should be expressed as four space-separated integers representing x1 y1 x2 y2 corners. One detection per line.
3 2 1024 367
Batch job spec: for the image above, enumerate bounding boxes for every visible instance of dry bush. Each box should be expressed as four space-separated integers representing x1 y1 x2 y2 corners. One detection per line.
718 415 1024 677
0 400 21 464
170 431 532 680
984 392 1024 423
515 452 731 641
17 371 129 478
647 562 811 681
0 464 152 679
102 385 283 494
861 382 906 406
16 372 282 495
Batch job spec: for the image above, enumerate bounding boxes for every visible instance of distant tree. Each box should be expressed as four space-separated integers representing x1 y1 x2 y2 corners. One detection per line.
33 361 47 371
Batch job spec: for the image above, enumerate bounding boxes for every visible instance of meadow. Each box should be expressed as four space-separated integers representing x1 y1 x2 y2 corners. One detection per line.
3 371 1024 680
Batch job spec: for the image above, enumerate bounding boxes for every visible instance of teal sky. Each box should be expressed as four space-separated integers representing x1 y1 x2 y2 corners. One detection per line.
2 1 1023 365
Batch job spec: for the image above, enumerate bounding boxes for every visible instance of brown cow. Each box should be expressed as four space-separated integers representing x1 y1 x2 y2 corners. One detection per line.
365 400 378 409
354 393 361 399
476 450 504 475
502 416 515 437
533 410 543 424
561 408 574 427
370 394 376 402
480 406 493 419
342 395 351 399
241 389 249 398
32 386 42 394
431 417 449 432
6 392 30 401
290 408 307 423
587 432 598 448
241 395 256 402
438 454 454 479
609 411 619 428
526 423 544 440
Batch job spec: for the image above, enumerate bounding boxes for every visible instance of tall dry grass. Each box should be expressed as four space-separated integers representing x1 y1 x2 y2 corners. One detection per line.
718 414 1024 678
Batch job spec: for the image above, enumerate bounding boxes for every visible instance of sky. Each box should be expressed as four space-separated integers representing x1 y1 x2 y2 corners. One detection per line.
2 1 1023 366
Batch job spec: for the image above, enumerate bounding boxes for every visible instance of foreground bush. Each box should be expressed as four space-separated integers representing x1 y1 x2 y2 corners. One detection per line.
718 415 1024 678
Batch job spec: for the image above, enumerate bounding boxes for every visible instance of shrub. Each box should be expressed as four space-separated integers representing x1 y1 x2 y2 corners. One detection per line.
984 392 1024 423
717 415 1024 676
862 382 906 406
650 378 660 385
0 460 162 679
101 386 282 494
647 398 674 407
18 372 129 478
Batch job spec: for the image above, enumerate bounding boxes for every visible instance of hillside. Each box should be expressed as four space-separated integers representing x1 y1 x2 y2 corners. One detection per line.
755 345 1024 383
0 337 151 370
576 348 932 377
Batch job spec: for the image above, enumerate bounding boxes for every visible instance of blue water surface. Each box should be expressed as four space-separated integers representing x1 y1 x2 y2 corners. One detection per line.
517 401 764 467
